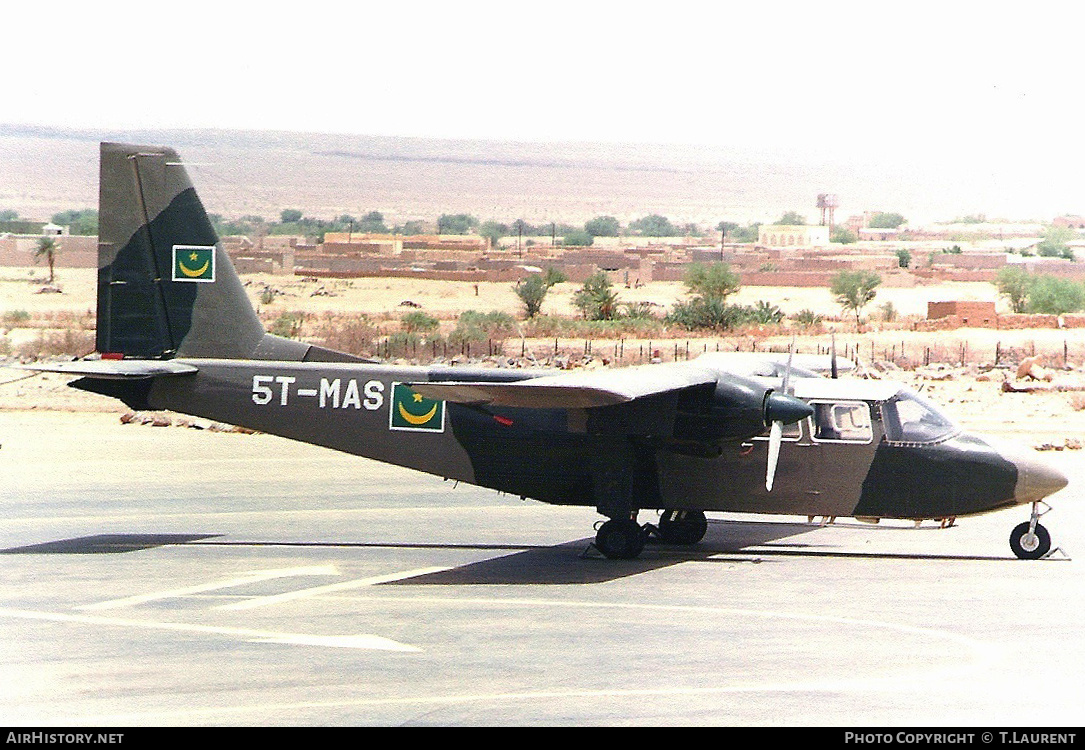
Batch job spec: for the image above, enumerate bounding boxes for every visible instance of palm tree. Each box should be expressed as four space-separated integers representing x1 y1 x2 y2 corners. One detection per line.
34 237 58 284
573 271 620 321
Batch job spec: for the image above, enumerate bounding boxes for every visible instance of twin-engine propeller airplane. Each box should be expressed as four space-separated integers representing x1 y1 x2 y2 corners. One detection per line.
28 143 1069 560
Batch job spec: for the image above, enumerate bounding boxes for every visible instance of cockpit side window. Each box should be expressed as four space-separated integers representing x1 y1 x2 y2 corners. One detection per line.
881 389 958 444
810 401 873 443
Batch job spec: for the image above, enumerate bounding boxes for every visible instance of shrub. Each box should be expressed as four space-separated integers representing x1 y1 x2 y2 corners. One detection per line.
831 227 858 244
1026 276 1085 315
316 314 378 355
621 302 659 320
448 310 517 348
269 312 305 338
750 300 784 325
791 309 823 329
514 267 566 319
683 262 740 302
830 270 881 328
573 271 620 320
667 298 751 331
16 329 95 358
996 266 1032 313
401 310 440 335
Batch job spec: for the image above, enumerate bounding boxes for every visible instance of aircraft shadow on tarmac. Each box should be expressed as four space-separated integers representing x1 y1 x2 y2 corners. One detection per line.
386 520 842 585
0 533 221 554
386 519 1028 585
1 520 1026 583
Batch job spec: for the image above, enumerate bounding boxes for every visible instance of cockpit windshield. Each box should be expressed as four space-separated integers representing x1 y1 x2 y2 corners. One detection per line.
880 388 959 444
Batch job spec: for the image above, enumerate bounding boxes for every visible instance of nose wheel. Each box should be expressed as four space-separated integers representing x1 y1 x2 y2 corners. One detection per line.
1010 502 1053 560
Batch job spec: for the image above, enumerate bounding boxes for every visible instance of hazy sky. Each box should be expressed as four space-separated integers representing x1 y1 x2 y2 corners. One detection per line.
4 3 1078 150
5 2 1085 220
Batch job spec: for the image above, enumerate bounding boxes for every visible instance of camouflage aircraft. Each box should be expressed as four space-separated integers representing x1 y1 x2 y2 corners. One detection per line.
28 143 1069 560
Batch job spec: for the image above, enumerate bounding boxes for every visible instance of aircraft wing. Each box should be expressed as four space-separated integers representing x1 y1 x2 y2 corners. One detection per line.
694 352 855 378
19 360 199 380
409 364 718 409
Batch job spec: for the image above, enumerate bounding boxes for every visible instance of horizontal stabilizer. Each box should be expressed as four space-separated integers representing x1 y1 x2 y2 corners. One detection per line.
20 359 198 380
409 364 717 409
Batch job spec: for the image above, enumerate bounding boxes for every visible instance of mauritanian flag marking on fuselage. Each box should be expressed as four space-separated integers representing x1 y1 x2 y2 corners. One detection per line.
389 382 445 432
172 245 216 282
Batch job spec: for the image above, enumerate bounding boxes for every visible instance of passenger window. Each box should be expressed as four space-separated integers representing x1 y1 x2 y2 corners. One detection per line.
812 401 872 443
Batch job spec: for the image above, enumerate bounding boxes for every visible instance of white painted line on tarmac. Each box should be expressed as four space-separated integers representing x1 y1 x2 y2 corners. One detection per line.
0 606 419 652
215 566 452 611
77 565 341 611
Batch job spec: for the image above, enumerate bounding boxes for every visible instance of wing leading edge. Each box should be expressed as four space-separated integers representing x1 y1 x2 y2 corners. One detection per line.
409 363 719 409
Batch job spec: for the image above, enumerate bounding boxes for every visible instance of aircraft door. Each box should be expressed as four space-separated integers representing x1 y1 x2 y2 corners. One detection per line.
805 400 880 516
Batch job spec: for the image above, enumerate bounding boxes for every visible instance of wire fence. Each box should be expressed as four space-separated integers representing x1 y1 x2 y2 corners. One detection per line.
371 333 1085 371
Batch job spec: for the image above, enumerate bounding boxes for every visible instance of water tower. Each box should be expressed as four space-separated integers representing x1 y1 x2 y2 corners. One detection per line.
817 194 839 231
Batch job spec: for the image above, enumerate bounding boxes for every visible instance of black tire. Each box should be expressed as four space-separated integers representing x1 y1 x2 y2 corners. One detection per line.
595 519 646 559
1009 521 1051 560
657 510 709 545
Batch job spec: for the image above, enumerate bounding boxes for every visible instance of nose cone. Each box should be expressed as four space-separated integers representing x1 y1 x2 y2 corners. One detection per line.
1011 451 1069 503
764 392 814 426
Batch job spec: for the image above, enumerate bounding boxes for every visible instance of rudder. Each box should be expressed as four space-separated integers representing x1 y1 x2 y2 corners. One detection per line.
97 142 292 360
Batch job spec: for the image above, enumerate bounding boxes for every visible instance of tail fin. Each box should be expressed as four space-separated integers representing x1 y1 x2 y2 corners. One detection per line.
97 142 311 361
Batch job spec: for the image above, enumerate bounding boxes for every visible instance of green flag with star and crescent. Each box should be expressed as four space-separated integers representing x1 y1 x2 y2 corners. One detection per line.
172 245 216 282
389 383 445 432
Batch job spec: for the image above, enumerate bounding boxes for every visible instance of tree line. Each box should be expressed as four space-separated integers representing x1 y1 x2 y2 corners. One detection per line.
0 209 98 235
3 205 922 249
513 262 884 332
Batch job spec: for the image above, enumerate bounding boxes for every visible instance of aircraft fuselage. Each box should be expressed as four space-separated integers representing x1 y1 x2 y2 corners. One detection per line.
78 359 1055 525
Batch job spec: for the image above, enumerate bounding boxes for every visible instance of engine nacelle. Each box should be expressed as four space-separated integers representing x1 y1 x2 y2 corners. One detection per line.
671 375 812 444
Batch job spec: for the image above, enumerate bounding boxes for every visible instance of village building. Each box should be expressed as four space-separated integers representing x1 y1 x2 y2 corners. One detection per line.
757 224 830 248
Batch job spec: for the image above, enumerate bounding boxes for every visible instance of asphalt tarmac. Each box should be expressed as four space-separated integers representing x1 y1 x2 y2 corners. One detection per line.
1 411 1083 726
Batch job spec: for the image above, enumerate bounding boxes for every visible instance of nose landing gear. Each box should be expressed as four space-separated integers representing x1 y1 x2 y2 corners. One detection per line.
1010 502 1053 560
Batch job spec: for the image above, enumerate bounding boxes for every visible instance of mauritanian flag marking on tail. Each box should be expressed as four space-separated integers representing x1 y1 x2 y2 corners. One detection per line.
172 245 216 282
389 382 445 432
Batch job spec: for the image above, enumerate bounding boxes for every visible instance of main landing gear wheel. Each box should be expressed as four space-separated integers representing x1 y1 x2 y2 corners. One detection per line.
655 510 709 546
1010 521 1051 560
595 519 647 560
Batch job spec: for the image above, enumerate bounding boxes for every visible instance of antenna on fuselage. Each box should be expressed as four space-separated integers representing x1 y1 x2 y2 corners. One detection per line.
831 332 839 379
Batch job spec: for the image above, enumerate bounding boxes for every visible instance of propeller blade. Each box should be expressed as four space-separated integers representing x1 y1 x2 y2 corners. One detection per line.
782 336 795 395
766 420 783 491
